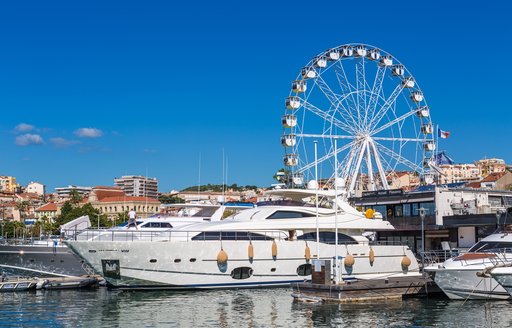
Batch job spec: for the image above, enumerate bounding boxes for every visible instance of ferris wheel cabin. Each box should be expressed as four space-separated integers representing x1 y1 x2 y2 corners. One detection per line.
285 96 301 109
281 114 297 128
281 134 296 147
301 66 316 79
291 80 306 93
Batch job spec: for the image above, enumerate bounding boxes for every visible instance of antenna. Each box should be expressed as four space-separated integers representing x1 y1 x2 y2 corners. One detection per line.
145 168 148 218
198 152 201 202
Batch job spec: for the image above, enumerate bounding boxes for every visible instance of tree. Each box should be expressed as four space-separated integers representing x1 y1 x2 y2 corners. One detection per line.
273 168 289 182
158 195 185 204
69 189 83 206
16 200 30 221
53 201 109 233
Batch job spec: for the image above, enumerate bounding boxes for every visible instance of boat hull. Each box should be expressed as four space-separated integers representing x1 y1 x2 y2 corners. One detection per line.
0 244 90 277
66 239 420 290
490 267 512 296
429 264 509 300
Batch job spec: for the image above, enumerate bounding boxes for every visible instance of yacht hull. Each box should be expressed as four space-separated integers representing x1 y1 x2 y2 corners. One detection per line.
0 244 90 277
66 239 420 290
429 264 510 300
490 267 512 296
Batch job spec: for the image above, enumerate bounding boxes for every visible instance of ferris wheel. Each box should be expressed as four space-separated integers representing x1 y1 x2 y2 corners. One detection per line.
281 44 435 196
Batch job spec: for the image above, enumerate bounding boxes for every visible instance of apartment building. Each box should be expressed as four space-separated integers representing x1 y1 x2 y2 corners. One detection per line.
114 175 158 199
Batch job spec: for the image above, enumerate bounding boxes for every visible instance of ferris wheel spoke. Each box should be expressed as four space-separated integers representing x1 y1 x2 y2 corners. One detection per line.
296 133 355 140
373 140 423 173
367 139 390 190
365 141 375 191
296 140 356 174
372 137 424 142
367 82 405 129
348 138 368 193
312 75 361 130
301 100 356 134
334 62 361 128
370 107 421 136
355 59 367 128
365 66 386 128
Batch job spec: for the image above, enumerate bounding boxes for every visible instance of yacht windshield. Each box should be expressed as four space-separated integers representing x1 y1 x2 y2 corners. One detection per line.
468 241 512 253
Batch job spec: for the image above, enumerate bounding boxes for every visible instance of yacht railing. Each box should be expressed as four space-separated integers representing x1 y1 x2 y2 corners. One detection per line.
421 250 460 267
63 229 289 243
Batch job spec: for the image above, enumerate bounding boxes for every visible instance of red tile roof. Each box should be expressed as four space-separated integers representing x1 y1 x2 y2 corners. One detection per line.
481 172 507 182
36 203 58 212
465 182 482 188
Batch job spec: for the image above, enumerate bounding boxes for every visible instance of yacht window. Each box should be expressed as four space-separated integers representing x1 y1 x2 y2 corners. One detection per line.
191 231 273 241
297 232 358 245
266 211 315 220
192 207 219 217
296 264 312 276
230 267 253 280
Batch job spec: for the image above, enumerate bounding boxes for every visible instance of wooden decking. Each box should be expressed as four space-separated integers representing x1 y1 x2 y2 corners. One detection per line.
292 276 440 303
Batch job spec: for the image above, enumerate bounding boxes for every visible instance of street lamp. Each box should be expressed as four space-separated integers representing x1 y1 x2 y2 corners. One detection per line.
496 210 502 230
419 207 427 272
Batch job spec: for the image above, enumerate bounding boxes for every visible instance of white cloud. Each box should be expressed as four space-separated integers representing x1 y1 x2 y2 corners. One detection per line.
15 123 35 132
50 137 80 148
15 134 44 146
74 127 103 138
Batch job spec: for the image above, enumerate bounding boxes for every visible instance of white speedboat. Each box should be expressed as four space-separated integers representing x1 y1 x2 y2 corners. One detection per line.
425 228 512 300
65 189 420 290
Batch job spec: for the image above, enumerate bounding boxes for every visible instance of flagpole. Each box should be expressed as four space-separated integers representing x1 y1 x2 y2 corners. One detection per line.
436 124 439 184
314 140 320 260
334 139 339 284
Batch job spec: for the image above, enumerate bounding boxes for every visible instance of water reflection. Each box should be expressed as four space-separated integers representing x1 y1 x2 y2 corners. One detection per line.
1 288 512 327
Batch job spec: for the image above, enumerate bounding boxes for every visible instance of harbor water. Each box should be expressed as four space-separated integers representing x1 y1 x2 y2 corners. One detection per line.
1 288 511 327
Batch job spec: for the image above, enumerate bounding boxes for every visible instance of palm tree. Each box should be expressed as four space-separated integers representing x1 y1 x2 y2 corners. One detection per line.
15 200 30 222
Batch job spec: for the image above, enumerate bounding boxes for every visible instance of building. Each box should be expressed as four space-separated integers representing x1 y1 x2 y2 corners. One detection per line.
438 163 481 184
351 185 512 252
387 171 420 191
0 176 17 193
114 175 158 199
479 172 512 190
177 191 242 204
26 182 45 196
475 158 506 177
54 185 92 198
34 203 59 220
88 186 160 220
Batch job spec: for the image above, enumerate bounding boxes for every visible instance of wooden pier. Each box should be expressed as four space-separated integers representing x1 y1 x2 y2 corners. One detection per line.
291 276 441 303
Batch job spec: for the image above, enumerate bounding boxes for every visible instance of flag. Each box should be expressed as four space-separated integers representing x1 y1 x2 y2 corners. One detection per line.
437 128 450 139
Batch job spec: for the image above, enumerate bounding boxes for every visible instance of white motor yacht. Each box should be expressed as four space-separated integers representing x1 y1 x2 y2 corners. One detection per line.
1 204 247 277
65 189 421 290
425 227 512 300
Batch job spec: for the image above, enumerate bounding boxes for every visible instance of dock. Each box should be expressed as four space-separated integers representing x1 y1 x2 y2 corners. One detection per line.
291 276 441 303
0 275 103 292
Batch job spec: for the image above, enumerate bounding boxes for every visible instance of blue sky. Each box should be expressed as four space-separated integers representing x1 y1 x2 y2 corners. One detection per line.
1 1 510 192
